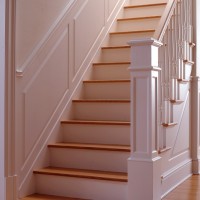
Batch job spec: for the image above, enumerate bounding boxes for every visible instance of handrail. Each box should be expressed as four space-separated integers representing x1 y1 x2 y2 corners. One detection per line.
154 0 178 41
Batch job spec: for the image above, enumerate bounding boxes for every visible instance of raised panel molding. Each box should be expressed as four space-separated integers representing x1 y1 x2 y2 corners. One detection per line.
23 27 69 158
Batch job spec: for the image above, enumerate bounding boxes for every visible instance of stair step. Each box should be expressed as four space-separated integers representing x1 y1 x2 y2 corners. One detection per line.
61 120 130 145
93 61 130 65
123 3 166 19
48 143 130 152
72 99 130 103
117 16 161 21
124 3 167 9
83 79 130 83
35 169 127 200
48 143 130 172
83 80 130 99
116 16 160 32
21 194 88 200
92 62 130 80
34 167 128 182
109 29 154 46
100 46 130 62
110 29 155 35
72 99 130 121
101 45 130 49
61 120 130 125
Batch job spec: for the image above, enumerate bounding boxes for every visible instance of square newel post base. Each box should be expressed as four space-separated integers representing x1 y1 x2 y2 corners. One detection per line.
128 157 162 200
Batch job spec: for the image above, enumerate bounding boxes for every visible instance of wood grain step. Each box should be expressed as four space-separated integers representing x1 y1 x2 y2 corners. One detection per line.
101 45 130 49
21 194 88 200
48 143 130 152
124 3 167 9
162 122 178 127
177 79 190 83
61 120 130 126
72 99 130 103
117 15 161 21
93 62 130 66
170 99 184 104
83 79 130 83
110 29 155 35
34 167 128 182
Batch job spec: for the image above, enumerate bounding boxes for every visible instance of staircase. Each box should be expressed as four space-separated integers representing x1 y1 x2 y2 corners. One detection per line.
21 1 167 200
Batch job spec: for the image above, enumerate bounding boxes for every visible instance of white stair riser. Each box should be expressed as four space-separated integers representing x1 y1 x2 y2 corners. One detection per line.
73 102 130 121
109 32 154 46
92 64 130 80
117 18 160 32
100 48 130 62
83 82 130 99
123 6 166 19
63 124 130 145
35 175 128 200
49 148 129 172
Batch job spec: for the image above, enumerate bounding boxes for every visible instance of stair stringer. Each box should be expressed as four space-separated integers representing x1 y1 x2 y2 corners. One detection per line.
17 0 128 197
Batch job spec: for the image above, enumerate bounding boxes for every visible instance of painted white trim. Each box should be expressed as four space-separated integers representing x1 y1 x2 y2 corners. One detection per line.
161 159 192 198
0 0 6 199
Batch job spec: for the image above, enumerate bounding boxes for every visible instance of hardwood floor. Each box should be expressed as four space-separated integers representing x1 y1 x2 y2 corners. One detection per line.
163 175 200 200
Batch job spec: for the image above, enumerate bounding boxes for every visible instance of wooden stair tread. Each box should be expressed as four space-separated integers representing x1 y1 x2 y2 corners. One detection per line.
170 99 184 104
83 79 130 83
48 143 131 152
72 99 130 103
177 78 190 83
93 62 130 65
124 3 167 9
117 15 161 21
110 29 155 35
61 120 130 126
21 194 88 200
183 59 195 65
34 167 128 182
102 45 130 49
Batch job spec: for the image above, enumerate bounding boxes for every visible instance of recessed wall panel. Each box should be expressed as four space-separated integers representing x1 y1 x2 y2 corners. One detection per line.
24 29 69 157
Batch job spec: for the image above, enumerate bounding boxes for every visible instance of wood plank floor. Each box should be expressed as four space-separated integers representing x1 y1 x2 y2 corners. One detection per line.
163 175 200 200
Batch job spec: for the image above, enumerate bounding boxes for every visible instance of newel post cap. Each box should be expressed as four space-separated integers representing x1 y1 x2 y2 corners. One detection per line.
128 37 163 47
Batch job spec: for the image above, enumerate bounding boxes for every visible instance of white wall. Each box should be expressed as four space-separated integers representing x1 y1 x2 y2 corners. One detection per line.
0 0 5 199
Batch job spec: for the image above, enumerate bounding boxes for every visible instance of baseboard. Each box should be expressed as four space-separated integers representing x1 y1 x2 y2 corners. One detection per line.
161 159 192 198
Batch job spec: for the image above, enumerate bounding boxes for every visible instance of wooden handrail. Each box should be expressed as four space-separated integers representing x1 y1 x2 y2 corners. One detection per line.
154 0 178 41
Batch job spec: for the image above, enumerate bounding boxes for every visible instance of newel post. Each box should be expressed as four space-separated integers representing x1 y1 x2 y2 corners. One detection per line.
191 76 200 174
128 38 162 200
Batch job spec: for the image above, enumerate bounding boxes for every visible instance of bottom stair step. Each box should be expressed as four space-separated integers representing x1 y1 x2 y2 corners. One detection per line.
34 167 128 200
21 194 88 200
34 167 127 182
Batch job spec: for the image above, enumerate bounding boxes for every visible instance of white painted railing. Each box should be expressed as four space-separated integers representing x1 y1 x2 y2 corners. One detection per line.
128 0 195 199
